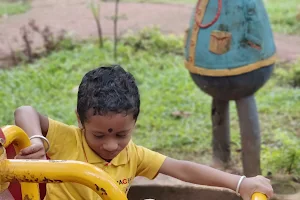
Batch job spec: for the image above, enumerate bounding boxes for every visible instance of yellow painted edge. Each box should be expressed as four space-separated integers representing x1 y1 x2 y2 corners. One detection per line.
185 54 277 77
187 0 209 65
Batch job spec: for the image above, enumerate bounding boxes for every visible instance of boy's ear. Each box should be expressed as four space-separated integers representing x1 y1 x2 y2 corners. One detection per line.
75 109 83 129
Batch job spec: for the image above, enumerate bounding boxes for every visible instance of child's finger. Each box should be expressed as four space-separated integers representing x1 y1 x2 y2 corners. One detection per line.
254 180 273 199
20 144 43 155
15 150 46 160
39 155 47 160
260 177 273 197
264 185 274 198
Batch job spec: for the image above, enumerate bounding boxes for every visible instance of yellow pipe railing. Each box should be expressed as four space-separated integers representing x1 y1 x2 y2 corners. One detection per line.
0 159 128 200
2 125 32 150
2 125 40 200
0 147 10 194
0 125 127 200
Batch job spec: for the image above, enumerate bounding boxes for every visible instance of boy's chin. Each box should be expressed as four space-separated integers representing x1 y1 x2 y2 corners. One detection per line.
102 158 113 162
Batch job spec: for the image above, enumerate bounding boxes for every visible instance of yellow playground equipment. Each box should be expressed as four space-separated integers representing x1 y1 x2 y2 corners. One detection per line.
0 125 267 200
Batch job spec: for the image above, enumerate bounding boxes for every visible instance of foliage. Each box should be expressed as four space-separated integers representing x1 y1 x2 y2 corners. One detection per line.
262 130 300 174
274 60 300 88
264 0 300 35
122 27 184 55
7 20 77 66
89 0 104 48
0 1 30 16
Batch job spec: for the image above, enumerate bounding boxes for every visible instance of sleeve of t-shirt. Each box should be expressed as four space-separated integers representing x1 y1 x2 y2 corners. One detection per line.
46 118 79 159
135 145 167 180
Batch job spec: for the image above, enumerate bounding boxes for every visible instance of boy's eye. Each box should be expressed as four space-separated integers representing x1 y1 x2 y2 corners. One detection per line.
94 135 105 138
117 134 127 138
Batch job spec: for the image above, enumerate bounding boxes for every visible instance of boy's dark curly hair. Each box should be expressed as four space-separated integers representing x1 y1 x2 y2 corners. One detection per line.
77 65 140 124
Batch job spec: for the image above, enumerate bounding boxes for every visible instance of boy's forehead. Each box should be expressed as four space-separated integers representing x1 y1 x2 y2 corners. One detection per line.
85 110 133 121
84 111 135 131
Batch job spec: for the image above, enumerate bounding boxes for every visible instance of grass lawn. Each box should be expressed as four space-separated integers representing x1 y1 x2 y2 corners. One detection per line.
0 1 30 17
264 0 300 35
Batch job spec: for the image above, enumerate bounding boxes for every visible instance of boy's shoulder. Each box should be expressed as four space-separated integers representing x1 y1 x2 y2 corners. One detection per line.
126 140 165 158
47 117 82 144
126 140 144 158
48 118 80 132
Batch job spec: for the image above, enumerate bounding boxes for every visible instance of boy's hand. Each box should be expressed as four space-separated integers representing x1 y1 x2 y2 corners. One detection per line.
15 138 47 160
239 175 273 200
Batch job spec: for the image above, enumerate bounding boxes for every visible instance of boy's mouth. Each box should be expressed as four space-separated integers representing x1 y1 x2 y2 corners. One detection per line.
100 151 119 160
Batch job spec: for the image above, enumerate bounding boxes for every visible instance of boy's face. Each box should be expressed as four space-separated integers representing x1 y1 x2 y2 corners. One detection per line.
78 111 136 161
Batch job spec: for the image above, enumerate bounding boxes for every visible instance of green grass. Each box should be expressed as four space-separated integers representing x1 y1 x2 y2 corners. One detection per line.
0 29 299 175
264 0 300 35
0 1 30 16
123 0 300 35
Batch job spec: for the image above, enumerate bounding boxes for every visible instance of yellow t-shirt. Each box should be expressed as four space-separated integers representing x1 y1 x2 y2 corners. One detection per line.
45 118 166 200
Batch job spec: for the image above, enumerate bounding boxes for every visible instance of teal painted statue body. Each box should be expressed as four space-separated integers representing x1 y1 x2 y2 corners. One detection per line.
184 0 276 176
185 0 276 70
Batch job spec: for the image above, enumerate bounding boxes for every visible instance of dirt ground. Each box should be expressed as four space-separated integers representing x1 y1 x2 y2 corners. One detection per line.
0 0 300 68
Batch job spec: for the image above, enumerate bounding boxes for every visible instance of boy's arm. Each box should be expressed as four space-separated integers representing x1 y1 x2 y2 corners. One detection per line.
159 157 273 200
14 106 49 159
14 106 49 138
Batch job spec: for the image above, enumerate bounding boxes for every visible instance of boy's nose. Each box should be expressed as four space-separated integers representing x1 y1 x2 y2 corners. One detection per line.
103 142 118 152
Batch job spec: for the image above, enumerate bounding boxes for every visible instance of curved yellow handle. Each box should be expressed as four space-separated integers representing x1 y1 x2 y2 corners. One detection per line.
252 192 267 200
1 125 40 200
0 148 10 193
1 125 128 200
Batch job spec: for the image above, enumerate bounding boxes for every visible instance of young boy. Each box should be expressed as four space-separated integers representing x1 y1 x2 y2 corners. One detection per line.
14 65 273 200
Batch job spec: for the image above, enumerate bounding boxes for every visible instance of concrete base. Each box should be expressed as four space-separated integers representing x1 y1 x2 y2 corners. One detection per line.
128 174 241 200
128 174 300 200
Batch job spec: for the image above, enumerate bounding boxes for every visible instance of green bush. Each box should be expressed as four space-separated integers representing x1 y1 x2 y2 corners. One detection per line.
262 130 300 174
0 1 30 16
274 61 300 87
291 63 300 87
121 27 184 56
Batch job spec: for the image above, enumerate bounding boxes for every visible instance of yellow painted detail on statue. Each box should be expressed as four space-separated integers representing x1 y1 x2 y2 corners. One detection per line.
188 0 210 65
184 28 189 49
0 148 10 193
209 30 232 55
185 54 277 77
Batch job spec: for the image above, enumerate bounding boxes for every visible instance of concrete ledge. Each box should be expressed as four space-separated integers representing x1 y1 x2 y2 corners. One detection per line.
129 174 242 200
129 174 300 200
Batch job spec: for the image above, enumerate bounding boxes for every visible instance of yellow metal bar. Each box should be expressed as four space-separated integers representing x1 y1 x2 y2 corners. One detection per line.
1 125 40 200
0 148 10 193
2 125 32 150
252 192 267 200
0 159 128 200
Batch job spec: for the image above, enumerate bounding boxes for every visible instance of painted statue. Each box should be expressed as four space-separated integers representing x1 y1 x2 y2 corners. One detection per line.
184 0 276 176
